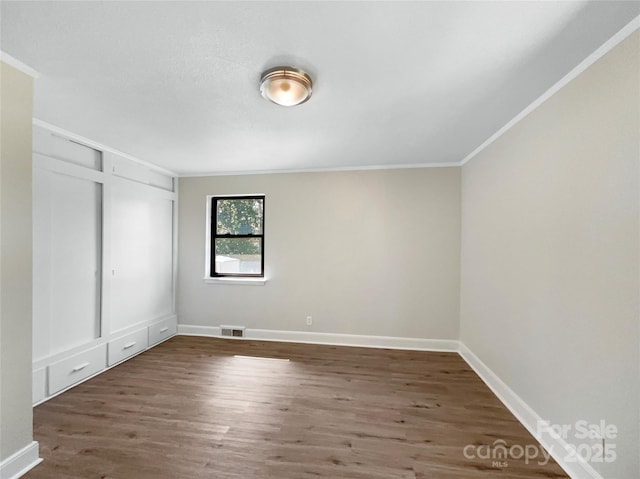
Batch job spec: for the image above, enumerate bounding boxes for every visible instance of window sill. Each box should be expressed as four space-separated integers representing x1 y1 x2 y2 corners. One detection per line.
203 277 266 286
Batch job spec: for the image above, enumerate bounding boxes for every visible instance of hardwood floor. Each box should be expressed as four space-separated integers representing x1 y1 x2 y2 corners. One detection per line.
25 336 568 479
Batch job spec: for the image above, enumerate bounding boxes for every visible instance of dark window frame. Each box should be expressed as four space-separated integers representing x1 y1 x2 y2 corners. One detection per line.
210 195 265 278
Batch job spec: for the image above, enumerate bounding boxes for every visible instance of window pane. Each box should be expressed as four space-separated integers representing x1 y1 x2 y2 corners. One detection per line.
215 238 262 275
217 198 263 235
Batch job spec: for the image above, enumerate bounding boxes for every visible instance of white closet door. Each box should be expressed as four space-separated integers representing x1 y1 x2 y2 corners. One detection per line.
110 181 173 333
33 167 52 361
33 168 102 358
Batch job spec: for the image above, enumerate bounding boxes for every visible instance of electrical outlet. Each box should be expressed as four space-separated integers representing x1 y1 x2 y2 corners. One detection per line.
306 316 313 326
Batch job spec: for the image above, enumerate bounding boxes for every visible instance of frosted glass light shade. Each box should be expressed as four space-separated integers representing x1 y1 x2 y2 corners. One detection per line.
260 67 312 107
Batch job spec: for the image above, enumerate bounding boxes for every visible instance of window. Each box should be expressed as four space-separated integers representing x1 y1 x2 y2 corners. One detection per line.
210 196 264 278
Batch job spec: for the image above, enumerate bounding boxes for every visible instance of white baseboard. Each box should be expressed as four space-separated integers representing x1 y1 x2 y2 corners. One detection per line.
178 324 222 337
458 343 602 479
0 441 42 479
177 324 459 352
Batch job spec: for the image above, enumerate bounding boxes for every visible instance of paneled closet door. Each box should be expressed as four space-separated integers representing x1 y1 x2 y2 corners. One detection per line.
110 179 173 334
33 168 102 359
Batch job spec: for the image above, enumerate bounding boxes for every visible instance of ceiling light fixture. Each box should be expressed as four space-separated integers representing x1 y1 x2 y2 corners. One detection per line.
259 66 313 107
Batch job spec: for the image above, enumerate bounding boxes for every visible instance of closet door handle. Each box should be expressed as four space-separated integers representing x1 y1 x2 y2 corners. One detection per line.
71 362 89 373
159 327 169 333
123 342 137 350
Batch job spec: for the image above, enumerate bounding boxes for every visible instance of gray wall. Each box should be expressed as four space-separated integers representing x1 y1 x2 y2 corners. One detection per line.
0 62 34 461
178 167 461 339
460 31 639 479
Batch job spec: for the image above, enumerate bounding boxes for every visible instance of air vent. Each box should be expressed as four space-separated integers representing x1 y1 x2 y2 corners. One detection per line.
220 325 245 338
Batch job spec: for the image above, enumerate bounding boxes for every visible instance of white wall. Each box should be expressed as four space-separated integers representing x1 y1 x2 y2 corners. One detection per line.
0 62 35 461
178 168 461 340
460 30 639 479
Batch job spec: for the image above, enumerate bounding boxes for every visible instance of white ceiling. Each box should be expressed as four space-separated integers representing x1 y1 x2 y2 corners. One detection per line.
2 1 638 176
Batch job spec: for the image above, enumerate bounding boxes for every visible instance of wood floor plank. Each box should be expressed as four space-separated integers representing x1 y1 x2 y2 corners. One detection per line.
25 336 568 479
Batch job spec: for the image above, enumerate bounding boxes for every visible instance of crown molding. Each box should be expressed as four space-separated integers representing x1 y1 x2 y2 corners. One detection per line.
0 51 40 78
460 14 640 167
179 161 460 178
